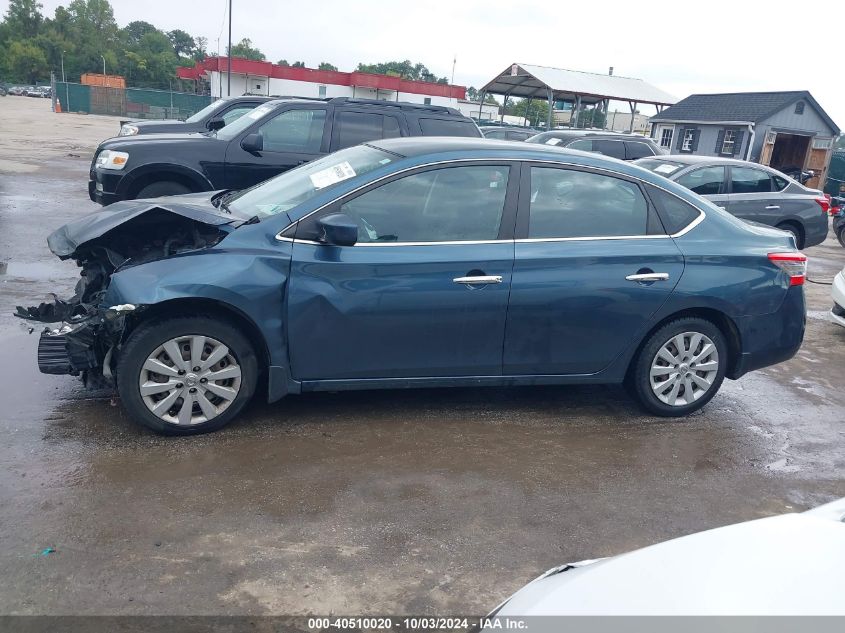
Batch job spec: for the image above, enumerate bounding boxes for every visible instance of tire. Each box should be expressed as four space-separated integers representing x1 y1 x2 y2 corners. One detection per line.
776 222 804 249
135 181 191 200
116 316 258 435
837 226 845 249
630 317 728 418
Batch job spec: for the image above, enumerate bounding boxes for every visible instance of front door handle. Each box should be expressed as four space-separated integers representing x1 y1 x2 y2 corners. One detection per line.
765 205 780 210
625 272 669 282
453 275 503 285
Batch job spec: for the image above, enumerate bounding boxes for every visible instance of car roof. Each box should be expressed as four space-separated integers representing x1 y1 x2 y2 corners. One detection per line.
370 136 563 156
648 154 763 167
499 503 845 616
531 130 652 141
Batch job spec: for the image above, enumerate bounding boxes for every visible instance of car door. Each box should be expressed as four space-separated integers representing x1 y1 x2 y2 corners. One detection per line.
286 162 518 381
725 165 782 225
223 105 329 190
675 165 729 209
503 164 684 375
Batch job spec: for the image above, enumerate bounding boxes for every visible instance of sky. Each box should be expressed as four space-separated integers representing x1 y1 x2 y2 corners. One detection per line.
8 0 844 128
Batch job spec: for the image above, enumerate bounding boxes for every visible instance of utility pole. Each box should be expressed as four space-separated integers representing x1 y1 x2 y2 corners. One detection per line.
101 55 106 77
227 0 232 97
60 51 66 83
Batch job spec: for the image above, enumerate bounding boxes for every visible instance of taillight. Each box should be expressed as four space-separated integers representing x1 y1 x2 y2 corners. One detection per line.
815 196 830 214
768 252 808 286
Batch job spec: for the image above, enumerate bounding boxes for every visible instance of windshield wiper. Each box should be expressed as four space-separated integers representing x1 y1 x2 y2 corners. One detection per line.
215 191 237 214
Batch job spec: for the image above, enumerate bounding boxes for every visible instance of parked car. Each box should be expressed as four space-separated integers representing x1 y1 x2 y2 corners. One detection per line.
22 138 807 434
525 130 666 160
8 85 28 96
635 156 830 248
831 262 845 328
833 202 845 247
117 95 276 137
89 97 482 205
479 126 536 141
484 497 845 617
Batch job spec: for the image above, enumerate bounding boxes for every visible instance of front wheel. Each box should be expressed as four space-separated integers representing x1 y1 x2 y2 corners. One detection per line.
117 317 258 435
630 318 728 417
135 181 191 200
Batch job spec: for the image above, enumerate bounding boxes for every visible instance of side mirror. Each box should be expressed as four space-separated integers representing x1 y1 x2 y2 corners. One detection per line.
241 133 263 153
318 213 358 246
207 117 225 131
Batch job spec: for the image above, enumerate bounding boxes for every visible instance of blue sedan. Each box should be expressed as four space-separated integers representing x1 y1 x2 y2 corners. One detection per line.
24 138 808 434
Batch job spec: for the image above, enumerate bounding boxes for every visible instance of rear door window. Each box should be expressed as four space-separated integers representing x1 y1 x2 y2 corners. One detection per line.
484 129 507 139
676 166 726 195
731 166 773 193
418 118 480 137
625 141 656 159
566 139 593 151
591 139 626 160
527 167 650 238
334 111 402 150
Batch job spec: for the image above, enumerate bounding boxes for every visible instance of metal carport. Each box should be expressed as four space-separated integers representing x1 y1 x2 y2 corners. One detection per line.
480 63 676 130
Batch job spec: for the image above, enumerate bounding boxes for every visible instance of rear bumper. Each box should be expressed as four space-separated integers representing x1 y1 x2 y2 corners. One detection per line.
729 285 806 379
803 215 830 248
831 271 845 328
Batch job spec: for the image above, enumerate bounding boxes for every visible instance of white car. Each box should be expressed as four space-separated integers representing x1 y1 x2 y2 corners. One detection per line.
488 498 845 617
832 265 845 328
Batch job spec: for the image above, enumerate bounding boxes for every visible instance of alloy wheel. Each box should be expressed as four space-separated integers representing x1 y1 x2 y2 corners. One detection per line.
649 331 719 407
138 335 242 426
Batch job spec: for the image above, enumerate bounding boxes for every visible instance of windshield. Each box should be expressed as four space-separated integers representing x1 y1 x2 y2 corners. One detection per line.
635 158 687 176
227 144 399 220
186 99 225 124
216 103 276 141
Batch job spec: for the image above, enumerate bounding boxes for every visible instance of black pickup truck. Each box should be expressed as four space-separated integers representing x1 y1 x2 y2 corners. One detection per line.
91 97 482 204
116 95 275 137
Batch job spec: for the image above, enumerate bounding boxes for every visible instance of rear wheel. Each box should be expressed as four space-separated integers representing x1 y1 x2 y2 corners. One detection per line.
135 180 191 200
776 221 804 249
631 318 727 417
117 317 258 435
837 226 845 249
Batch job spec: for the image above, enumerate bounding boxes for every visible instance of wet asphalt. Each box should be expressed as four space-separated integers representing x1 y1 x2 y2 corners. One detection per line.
0 114 844 615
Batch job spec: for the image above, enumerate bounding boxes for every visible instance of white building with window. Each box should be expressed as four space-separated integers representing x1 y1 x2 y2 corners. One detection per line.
177 57 467 108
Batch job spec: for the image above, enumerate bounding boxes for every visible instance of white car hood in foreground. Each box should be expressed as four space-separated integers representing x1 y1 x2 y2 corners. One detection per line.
497 498 845 616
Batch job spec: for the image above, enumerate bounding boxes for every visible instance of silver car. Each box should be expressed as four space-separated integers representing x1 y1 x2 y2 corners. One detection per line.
636 155 830 248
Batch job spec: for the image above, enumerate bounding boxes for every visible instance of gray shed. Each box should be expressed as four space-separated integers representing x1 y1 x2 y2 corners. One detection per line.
649 91 840 189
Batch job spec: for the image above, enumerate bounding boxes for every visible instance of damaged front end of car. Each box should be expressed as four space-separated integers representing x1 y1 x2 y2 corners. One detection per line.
15 195 240 387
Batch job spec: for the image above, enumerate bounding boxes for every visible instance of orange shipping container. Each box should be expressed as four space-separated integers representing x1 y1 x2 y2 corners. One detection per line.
80 73 126 89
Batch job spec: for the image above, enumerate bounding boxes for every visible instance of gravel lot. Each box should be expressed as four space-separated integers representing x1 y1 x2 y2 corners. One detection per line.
0 95 843 615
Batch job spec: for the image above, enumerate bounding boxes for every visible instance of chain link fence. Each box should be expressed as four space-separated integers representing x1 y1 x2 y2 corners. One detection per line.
53 81 212 120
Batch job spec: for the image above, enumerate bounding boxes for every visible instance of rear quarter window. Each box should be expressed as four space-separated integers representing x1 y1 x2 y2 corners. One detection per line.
648 186 702 234
418 118 481 137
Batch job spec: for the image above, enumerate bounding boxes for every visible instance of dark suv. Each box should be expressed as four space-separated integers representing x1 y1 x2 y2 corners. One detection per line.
91 97 482 204
117 95 276 137
526 130 665 160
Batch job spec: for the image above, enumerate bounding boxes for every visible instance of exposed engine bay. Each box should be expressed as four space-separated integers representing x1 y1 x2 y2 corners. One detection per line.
15 203 234 384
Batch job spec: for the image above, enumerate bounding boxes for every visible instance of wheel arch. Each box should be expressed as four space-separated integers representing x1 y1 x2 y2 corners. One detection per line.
625 307 742 381
124 297 271 377
121 164 213 200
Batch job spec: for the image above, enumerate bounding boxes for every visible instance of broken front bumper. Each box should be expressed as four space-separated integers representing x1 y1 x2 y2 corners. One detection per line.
37 324 100 375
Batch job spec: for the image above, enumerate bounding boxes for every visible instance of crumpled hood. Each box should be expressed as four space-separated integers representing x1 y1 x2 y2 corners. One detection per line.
48 191 241 259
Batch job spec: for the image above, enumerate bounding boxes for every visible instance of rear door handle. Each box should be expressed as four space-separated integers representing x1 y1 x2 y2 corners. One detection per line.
453 275 503 285
765 205 780 210
625 272 669 282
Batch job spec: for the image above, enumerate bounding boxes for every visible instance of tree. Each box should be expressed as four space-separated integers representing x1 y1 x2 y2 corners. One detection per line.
291 61 305 68
4 39 49 82
355 60 448 83
167 29 195 57
467 87 498 104
227 37 264 61
192 36 207 62
576 107 606 129
2 0 43 40
317 62 337 71
122 20 156 46
276 59 288 66
508 98 551 127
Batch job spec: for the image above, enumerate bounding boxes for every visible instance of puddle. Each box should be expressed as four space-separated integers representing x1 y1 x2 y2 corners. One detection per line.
0 260 76 280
